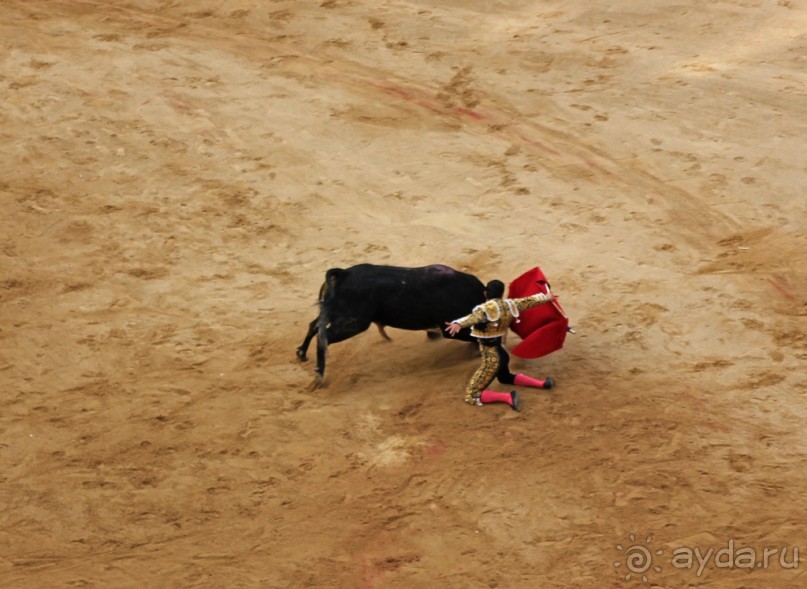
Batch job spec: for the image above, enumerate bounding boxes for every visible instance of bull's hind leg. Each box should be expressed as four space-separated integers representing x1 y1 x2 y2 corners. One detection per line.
297 317 319 361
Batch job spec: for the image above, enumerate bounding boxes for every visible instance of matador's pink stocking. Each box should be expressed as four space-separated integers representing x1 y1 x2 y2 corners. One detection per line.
480 390 520 411
514 374 554 389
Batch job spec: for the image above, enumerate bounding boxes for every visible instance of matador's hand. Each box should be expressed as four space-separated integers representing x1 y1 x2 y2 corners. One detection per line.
445 322 462 337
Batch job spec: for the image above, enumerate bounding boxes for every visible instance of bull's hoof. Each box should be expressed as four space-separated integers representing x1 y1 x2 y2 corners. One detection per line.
296 348 308 361
314 371 325 388
308 374 324 391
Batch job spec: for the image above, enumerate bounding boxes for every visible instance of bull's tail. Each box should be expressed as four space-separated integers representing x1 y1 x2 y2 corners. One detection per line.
315 268 345 385
315 279 329 382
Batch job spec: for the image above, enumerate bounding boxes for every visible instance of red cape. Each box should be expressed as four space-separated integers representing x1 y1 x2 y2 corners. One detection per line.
508 267 569 359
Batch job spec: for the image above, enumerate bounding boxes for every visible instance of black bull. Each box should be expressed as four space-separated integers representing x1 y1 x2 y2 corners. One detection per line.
297 264 485 385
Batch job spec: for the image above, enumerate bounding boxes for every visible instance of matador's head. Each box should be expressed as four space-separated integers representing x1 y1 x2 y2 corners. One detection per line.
484 279 504 300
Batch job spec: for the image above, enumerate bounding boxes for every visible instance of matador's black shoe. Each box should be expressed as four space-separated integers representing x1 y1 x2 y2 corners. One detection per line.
510 390 521 412
543 376 554 390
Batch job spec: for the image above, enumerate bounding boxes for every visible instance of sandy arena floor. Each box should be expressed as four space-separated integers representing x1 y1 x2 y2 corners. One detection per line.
1 1 806 587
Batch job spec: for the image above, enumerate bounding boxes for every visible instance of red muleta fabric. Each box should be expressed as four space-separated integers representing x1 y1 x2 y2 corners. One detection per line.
508 267 570 359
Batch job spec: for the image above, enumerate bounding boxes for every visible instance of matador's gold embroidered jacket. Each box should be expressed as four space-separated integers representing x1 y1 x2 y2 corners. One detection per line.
453 292 554 339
